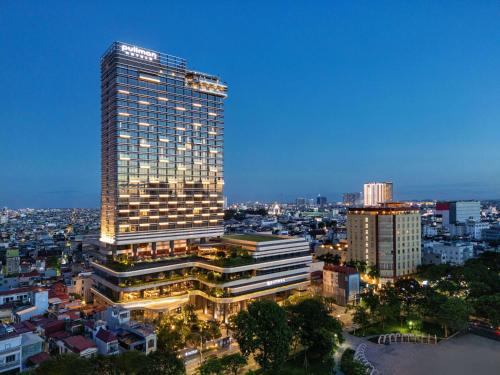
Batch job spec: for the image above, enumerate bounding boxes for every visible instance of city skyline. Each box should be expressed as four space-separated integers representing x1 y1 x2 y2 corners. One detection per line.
2 1 500 208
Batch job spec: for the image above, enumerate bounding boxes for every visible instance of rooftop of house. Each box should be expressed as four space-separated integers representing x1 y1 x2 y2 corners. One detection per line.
117 330 143 345
96 328 117 343
0 286 33 296
62 335 96 353
13 320 36 333
324 264 359 275
27 352 50 365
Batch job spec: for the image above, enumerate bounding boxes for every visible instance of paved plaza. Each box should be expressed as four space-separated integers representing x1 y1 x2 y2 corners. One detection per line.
356 333 500 375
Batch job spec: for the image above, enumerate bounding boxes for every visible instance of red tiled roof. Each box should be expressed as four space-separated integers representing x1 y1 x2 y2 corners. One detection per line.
62 335 96 353
0 287 32 296
12 321 37 333
96 328 117 343
19 270 40 278
28 352 51 365
48 330 70 340
42 320 65 335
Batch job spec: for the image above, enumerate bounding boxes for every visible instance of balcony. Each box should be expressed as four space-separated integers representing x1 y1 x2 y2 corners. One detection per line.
0 359 20 371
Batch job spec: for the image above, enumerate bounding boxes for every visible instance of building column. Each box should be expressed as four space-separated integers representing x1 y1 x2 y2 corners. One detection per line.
223 304 228 324
132 244 138 260
152 242 157 258
169 241 174 257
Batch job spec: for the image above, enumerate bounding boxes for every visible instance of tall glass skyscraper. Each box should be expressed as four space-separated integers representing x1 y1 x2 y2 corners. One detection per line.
100 42 226 255
93 42 311 320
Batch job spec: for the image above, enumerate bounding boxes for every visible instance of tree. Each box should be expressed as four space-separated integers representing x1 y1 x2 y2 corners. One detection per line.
157 315 188 352
360 288 380 314
182 304 199 324
367 267 380 281
143 351 186 375
92 355 116 375
114 350 148 374
198 356 224 375
202 320 222 342
220 353 247 375
352 305 370 336
231 300 292 371
436 297 471 337
473 293 500 327
35 354 93 375
376 284 401 329
394 278 424 324
288 298 343 360
340 349 368 375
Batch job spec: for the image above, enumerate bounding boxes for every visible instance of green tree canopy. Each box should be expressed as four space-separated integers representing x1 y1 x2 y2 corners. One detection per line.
436 297 472 337
231 300 292 371
352 305 370 336
220 353 247 375
287 298 343 359
473 293 500 327
143 351 186 375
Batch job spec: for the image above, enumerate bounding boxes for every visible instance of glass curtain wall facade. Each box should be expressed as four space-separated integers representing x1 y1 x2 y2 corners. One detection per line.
94 43 311 320
100 42 227 255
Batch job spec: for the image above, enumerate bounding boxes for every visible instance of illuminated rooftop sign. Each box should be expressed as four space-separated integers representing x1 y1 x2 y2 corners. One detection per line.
120 44 158 61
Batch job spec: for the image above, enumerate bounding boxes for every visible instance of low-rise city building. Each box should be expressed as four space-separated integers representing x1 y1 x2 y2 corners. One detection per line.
422 241 474 265
57 335 97 358
0 324 22 373
95 328 120 356
322 264 359 306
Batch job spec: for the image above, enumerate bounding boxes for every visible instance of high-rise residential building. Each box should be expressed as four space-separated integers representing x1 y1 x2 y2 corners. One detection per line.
435 200 481 229
347 204 421 282
316 195 327 207
363 182 393 207
92 42 311 320
343 192 362 207
295 198 306 207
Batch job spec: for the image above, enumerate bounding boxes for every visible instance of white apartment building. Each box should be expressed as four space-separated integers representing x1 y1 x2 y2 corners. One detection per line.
0 326 22 373
423 242 474 265
363 182 393 207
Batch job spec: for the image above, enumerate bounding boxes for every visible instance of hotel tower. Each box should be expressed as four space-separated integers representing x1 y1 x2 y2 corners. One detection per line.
100 42 226 248
347 204 421 283
92 43 311 320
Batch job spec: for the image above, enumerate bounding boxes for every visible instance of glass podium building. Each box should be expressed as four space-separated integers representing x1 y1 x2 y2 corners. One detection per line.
92 42 311 320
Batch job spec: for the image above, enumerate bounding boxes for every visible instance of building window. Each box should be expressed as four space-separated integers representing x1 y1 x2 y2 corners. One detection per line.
6 354 16 363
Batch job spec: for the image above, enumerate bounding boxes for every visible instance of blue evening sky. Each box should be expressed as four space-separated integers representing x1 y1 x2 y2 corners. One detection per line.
1 1 499 208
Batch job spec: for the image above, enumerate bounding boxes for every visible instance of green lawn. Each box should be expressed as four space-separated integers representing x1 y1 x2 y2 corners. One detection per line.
223 234 285 242
351 321 447 338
